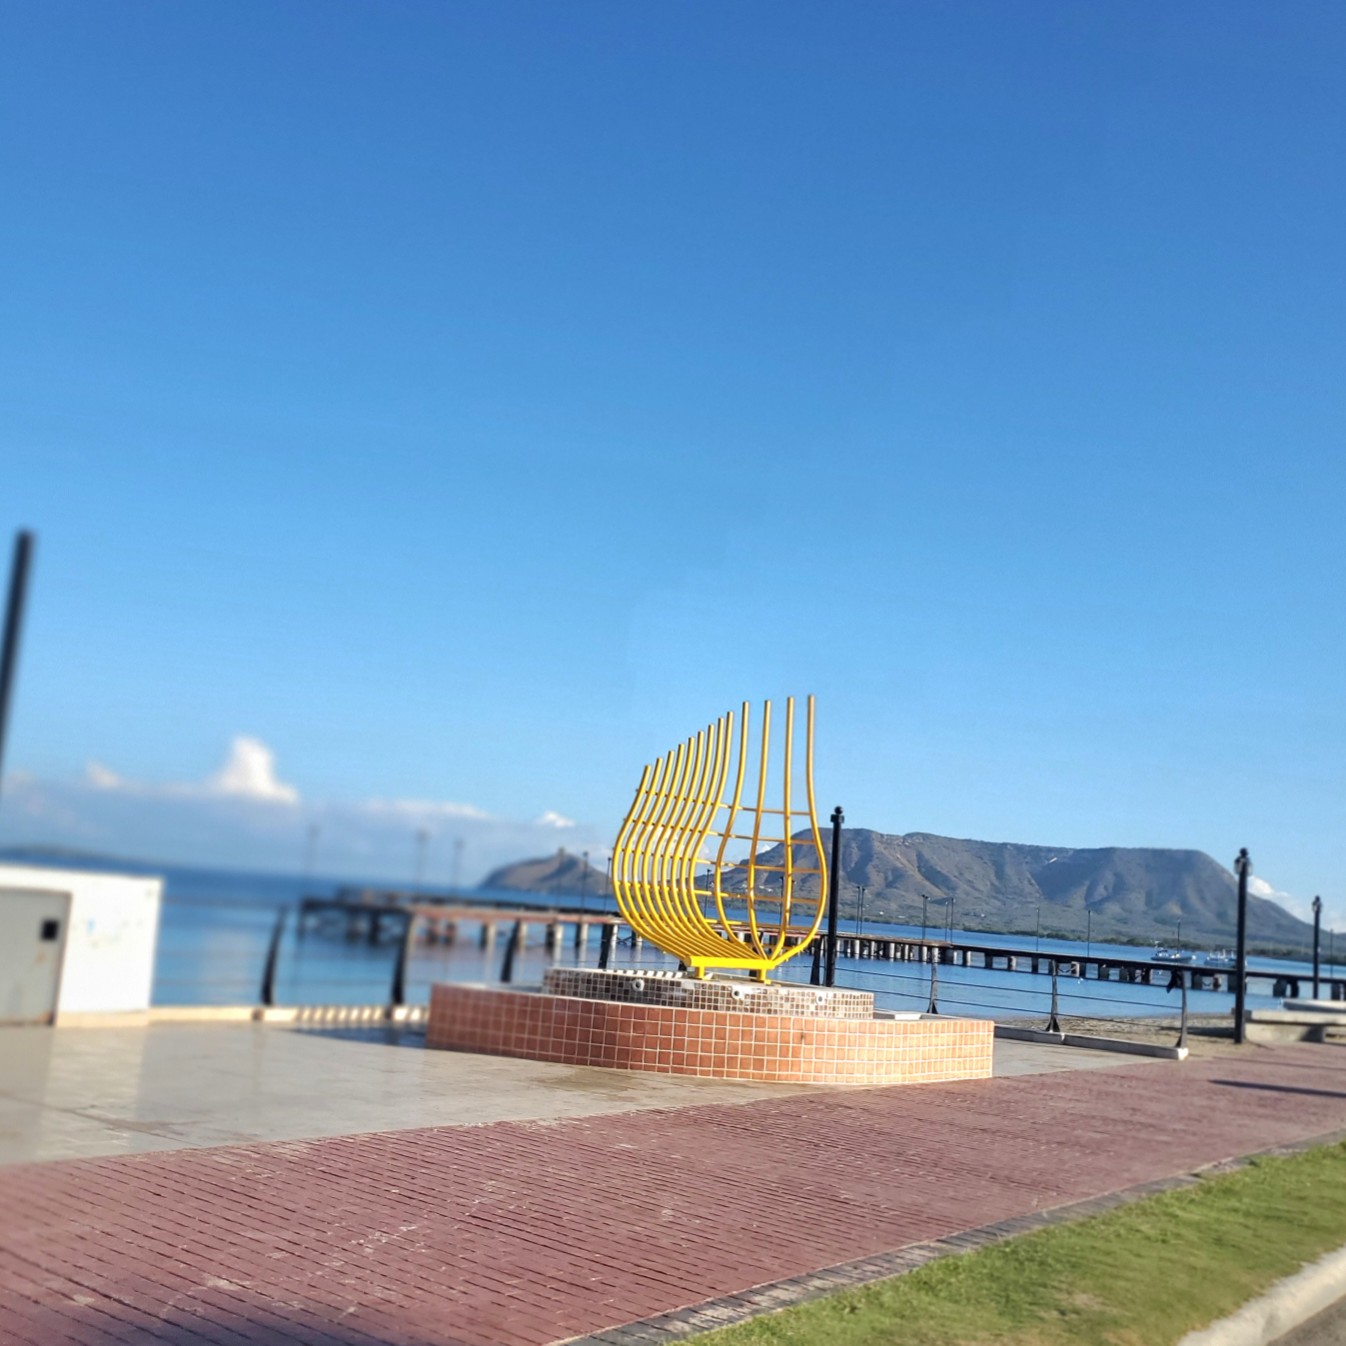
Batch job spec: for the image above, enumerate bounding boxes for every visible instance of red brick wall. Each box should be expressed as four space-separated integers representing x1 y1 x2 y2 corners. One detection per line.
427 984 993 1085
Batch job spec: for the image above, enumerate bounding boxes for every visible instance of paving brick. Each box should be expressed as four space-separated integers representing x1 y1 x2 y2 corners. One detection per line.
4 1044 1346 1345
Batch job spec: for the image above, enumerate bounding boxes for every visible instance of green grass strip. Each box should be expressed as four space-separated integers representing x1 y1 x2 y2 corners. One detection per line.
700 1141 1346 1346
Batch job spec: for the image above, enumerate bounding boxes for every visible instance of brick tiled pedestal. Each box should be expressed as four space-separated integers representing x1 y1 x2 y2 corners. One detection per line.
427 982 993 1085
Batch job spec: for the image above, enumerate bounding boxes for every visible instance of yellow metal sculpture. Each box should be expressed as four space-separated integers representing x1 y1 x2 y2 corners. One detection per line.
612 696 827 981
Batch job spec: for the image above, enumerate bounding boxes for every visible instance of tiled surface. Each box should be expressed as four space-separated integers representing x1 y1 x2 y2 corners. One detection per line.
0 1022 813 1165
542 967 876 1019
0 1022 1138 1166
3 1044 1346 1345
430 983 993 1084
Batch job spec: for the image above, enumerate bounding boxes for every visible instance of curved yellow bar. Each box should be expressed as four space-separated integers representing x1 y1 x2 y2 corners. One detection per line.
611 697 827 980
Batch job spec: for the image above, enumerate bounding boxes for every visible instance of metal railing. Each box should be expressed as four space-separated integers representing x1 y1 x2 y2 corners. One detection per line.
156 897 1325 1053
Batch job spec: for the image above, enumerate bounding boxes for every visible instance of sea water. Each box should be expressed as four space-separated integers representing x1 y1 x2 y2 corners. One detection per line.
9 855 1316 1020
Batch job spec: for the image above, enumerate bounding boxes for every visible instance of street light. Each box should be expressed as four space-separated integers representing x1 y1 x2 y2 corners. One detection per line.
1313 895 1323 999
1035 899 1042 953
857 885 867 939
1086 909 1092 961
303 822 320 881
579 850 590 915
0 530 35 814
921 894 930 942
414 827 430 892
1233 848 1252 1045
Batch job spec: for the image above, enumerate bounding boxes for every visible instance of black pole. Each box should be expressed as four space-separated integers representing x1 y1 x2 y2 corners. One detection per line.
1313 895 1322 1000
1045 964 1060 1033
598 921 616 970
809 930 822 985
259 909 287 1006
0 530 35 807
500 920 522 983
390 913 415 1006
824 806 843 987
1234 848 1251 1044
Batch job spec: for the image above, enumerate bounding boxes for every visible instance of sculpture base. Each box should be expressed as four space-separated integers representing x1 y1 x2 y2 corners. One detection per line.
542 966 876 1019
427 980 993 1086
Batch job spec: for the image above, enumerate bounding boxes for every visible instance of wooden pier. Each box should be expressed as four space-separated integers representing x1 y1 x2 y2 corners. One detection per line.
831 934 1346 999
297 892 622 957
294 893 1346 1003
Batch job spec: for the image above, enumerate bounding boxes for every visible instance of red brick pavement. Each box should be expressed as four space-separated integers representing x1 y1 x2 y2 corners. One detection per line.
3 1044 1346 1346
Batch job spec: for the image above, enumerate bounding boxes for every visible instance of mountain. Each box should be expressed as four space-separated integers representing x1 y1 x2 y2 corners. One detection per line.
721 830 1312 952
483 831 1315 953
480 848 612 900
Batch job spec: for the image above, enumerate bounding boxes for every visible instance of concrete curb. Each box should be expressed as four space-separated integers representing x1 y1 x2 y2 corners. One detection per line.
1062 1032 1188 1060
54 1004 429 1028
992 1024 1187 1059
1177 1242 1346 1346
993 1025 1064 1044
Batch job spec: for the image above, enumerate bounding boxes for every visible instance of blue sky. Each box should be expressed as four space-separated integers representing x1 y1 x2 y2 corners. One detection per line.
2 2 1343 912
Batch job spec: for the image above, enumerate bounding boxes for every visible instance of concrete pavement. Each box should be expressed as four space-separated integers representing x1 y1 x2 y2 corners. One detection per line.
0 1020 1142 1164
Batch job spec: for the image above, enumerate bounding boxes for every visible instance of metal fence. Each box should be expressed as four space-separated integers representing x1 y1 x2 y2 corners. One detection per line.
157 896 1321 1049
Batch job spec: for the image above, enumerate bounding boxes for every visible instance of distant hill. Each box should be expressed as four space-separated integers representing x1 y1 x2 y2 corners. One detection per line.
721 830 1313 952
480 848 612 900
0 843 129 866
484 831 1315 953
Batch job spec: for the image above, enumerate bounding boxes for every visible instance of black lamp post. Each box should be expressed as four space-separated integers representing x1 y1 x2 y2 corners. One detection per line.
0 530 35 811
824 806 843 987
1313 895 1323 999
303 822 320 880
1234 848 1252 1045
414 827 430 892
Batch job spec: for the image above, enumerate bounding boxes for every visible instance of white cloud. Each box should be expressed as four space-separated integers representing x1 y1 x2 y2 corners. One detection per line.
534 810 576 829
1246 874 1344 928
6 744 607 885
207 736 299 805
85 761 126 790
83 736 299 806
360 798 493 823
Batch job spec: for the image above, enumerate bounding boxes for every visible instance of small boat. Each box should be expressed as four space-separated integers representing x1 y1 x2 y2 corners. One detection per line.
1153 945 1196 965
1204 950 1236 969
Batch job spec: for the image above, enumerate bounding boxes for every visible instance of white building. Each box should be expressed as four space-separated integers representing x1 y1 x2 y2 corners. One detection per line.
0 863 162 1024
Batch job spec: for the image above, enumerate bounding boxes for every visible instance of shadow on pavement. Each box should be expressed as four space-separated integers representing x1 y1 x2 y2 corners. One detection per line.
1212 1079 1346 1100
